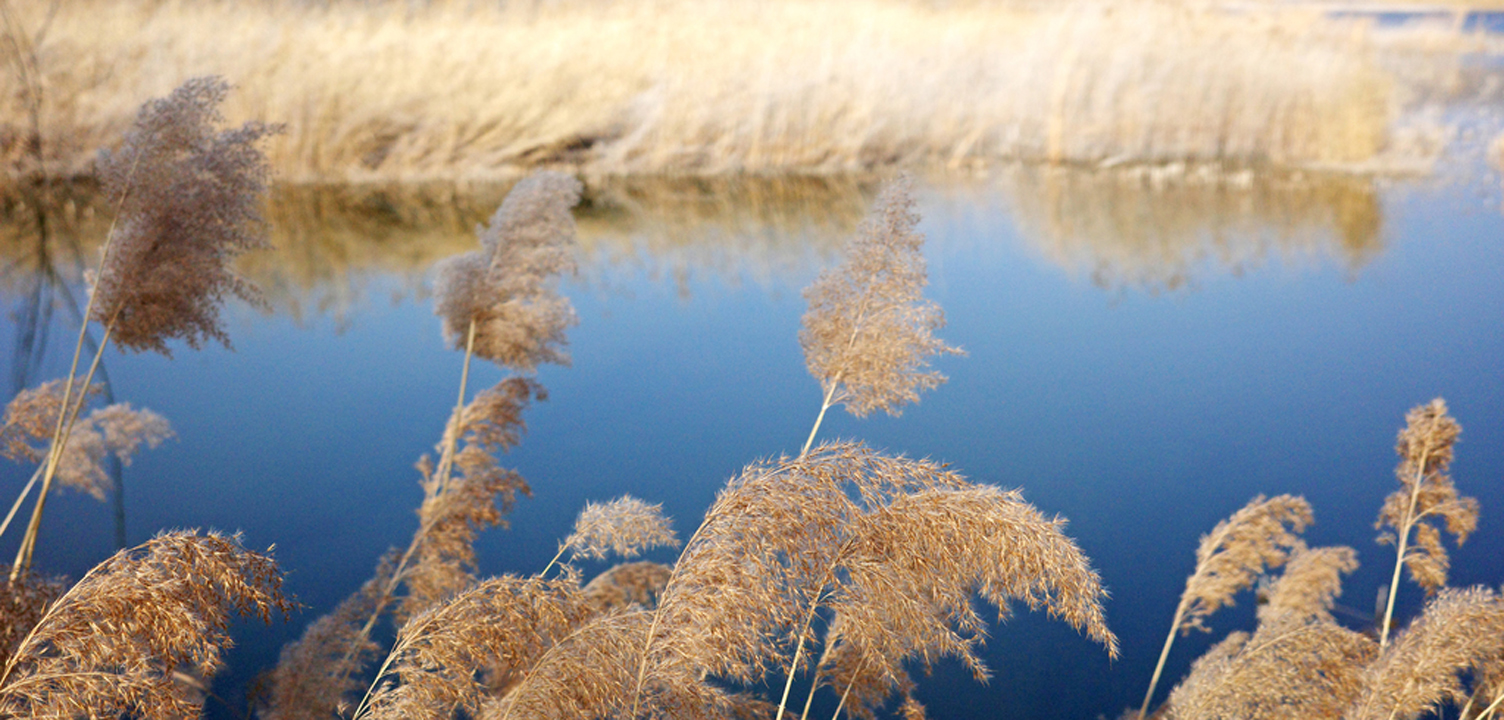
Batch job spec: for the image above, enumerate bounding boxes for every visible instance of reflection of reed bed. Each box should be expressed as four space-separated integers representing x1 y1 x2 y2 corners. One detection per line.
0 0 1439 180
995 164 1384 292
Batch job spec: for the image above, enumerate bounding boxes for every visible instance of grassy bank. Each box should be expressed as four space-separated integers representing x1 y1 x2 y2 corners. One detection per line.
0 0 1422 181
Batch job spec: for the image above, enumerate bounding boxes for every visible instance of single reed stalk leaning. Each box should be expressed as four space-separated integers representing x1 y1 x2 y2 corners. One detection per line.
332 318 477 683
778 537 858 718
828 653 871 720
1379 410 1440 648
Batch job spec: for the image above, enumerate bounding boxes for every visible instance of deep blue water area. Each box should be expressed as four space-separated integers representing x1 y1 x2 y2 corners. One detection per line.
2 167 1502 719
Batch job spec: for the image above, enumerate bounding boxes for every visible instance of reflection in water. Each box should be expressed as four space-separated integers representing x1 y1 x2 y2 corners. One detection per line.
993 165 1384 292
3 170 1388 325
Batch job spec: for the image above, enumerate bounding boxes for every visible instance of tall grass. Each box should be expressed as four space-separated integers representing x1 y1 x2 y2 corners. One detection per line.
0 0 1423 181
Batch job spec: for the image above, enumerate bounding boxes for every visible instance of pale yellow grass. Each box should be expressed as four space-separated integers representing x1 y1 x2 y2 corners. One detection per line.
1 0 1413 180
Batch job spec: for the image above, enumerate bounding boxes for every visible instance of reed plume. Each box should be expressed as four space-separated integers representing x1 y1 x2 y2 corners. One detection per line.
1164 617 1375 720
8 75 274 579
1139 494 1314 719
1257 544 1360 625
0 567 63 670
433 170 582 373
90 76 275 355
354 575 588 720
798 177 960 456
1376 398 1478 647
581 562 673 615
551 496 679 573
632 443 1114 718
1347 586 1504 720
0 531 289 718
260 554 397 720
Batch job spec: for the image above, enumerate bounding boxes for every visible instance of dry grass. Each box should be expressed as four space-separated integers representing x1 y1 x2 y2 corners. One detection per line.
0 0 1422 181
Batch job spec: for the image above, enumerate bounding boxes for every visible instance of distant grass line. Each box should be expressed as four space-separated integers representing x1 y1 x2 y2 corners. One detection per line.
0 0 1441 181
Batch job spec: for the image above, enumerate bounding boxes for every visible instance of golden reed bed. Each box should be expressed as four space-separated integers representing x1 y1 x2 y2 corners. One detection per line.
1 76 1502 720
0 0 1451 181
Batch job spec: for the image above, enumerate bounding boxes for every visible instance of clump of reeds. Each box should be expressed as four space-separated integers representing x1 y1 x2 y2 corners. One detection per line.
1 0 1424 179
0 531 289 718
1143 398 1502 720
799 176 960 455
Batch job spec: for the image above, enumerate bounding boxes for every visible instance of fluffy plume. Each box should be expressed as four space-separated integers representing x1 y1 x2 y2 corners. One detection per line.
811 485 1117 718
1376 399 1479 645
1140 494 1313 719
51 403 173 501
482 609 651 720
0 568 65 670
1349 586 1504 720
1258 544 1359 624
1 381 101 463
358 576 589 720
0 531 290 718
563 496 680 563
1165 618 1374 720
90 76 276 355
458 378 546 455
799 176 961 421
582 562 674 614
259 554 397 720
634 443 1114 717
433 171 582 372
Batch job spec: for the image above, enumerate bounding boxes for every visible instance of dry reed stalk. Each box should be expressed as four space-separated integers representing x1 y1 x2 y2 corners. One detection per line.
799 177 960 456
0 0 1419 180
0 531 290 718
1138 494 1314 719
1347 586 1504 720
1375 398 1478 647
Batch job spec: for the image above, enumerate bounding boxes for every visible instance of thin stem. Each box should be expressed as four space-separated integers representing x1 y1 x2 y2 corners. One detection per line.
0 465 43 541
332 318 479 689
800 379 840 459
1139 596 1190 720
538 544 569 579
1380 415 1440 648
828 652 870 720
10 317 115 580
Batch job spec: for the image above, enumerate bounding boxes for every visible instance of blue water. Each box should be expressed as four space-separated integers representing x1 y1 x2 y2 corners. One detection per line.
2 169 1502 719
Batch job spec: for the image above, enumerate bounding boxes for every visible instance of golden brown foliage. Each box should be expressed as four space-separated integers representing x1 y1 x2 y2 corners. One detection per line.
260 555 397 720
359 575 589 720
1140 494 1313 719
800 177 960 424
635 443 1114 716
1165 618 1375 720
1377 399 1478 608
0 380 99 464
1349 586 1504 720
89 76 276 355
0 568 64 670
434 171 582 372
0 531 289 718
1258 544 1360 625
582 562 673 615
564 496 680 563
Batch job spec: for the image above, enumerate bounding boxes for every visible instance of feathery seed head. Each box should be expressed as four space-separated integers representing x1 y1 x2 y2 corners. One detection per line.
564 496 680 563
1180 494 1313 634
799 176 962 418
90 76 277 355
1375 398 1478 594
433 171 582 372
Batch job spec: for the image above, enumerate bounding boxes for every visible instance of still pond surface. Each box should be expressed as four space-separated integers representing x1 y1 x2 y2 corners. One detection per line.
2 161 1502 717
